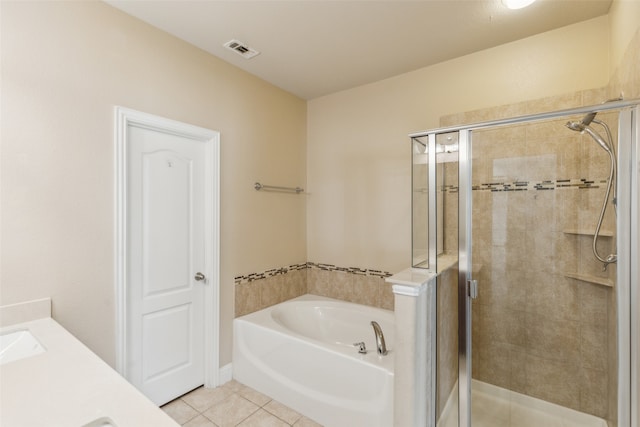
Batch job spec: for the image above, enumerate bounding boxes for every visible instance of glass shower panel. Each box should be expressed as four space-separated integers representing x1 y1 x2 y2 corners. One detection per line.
469 114 618 427
412 134 450 271
412 136 429 268
436 132 459 273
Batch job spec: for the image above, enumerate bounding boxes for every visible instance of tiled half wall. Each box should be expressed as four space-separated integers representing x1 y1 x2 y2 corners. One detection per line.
234 263 394 317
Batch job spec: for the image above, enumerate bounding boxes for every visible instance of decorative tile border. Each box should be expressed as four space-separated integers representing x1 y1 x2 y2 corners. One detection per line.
470 178 607 192
234 262 393 285
306 262 393 278
234 263 308 284
442 184 459 193
235 261 395 316
438 178 606 194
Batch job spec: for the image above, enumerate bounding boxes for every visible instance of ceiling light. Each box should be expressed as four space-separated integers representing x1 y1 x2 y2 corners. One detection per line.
502 0 536 9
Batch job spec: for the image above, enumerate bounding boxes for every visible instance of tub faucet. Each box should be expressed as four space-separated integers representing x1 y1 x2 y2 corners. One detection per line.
353 341 367 354
370 321 388 356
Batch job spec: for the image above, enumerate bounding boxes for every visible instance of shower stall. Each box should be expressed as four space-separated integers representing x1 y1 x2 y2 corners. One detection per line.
410 99 639 427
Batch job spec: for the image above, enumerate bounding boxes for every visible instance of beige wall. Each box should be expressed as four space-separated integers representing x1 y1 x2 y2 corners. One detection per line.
0 1 307 367
608 0 640 100
609 0 640 76
307 16 610 274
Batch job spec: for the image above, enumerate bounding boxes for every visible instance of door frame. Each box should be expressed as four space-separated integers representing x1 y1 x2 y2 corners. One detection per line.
114 106 220 389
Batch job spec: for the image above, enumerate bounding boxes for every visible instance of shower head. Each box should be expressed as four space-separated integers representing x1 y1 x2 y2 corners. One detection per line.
565 120 586 132
566 120 612 154
566 112 597 132
567 96 625 133
567 96 623 132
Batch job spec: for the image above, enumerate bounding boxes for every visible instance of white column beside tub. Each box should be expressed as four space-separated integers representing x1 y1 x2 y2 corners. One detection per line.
387 268 437 427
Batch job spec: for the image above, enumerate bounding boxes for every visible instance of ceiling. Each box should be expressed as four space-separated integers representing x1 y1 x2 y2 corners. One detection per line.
105 0 613 100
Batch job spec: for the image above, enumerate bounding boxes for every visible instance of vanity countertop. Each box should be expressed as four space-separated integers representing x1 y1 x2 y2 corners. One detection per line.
0 317 179 427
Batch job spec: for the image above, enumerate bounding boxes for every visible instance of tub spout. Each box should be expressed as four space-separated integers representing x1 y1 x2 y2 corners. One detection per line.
370 321 388 356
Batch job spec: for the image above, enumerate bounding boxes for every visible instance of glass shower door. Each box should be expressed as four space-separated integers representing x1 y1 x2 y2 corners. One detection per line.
466 115 619 427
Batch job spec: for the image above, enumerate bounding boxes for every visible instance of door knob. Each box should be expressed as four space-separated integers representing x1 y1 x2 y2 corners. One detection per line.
194 272 206 281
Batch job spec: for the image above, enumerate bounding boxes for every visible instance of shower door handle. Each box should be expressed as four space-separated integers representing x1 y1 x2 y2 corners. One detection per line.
467 279 478 299
194 272 206 282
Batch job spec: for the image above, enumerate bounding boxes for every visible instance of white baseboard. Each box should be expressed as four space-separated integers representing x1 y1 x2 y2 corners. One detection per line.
218 363 232 385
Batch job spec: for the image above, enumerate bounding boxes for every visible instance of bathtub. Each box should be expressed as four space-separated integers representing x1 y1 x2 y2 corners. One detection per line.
233 294 394 427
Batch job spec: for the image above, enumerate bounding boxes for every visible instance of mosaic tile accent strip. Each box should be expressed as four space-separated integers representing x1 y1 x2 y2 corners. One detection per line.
442 184 459 193
470 178 607 192
306 262 393 278
235 262 393 285
234 263 308 284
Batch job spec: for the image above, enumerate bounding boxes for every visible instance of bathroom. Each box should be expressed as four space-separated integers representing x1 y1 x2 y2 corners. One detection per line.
1 0 639 426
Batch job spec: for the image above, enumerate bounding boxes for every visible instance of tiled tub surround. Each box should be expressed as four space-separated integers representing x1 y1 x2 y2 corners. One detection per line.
438 92 620 422
234 263 394 317
306 263 394 310
235 264 308 317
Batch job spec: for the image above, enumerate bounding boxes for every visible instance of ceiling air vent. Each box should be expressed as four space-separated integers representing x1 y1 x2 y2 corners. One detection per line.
223 39 260 59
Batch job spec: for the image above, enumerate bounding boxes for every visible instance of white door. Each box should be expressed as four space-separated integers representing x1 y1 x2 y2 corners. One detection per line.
117 109 219 406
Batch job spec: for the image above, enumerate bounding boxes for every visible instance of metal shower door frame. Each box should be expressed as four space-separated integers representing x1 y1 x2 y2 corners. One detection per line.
409 99 639 427
457 129 472 427
617 105 639 427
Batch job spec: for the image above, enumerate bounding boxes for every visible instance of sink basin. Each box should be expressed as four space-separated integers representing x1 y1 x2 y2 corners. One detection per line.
0 329 46 365
82 417 118 427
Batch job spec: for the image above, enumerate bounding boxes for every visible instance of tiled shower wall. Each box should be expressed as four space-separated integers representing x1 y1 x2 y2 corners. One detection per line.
436 266 458 420
439 88 625 421
473 120 615 420
234 263 394 317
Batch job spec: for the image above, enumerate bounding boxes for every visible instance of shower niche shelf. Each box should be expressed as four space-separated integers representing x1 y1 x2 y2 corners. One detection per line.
563 229 614 237
564 272 614 287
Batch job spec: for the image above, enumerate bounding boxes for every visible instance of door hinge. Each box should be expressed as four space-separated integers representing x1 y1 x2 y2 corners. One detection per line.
467 279 478 299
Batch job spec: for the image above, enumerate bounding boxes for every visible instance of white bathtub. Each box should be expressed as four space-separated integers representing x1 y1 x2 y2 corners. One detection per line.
233 294 394 427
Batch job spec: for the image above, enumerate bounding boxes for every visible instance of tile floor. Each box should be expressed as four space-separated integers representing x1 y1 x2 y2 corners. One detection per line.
161 380 323 427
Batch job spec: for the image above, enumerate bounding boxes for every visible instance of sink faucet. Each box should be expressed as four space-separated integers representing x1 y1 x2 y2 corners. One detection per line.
370 321 388 355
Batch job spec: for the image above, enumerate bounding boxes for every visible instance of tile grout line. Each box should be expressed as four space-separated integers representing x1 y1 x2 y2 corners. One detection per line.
177 395 201 426
164 381 317 426
261 400 303 426
233 393 262 426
